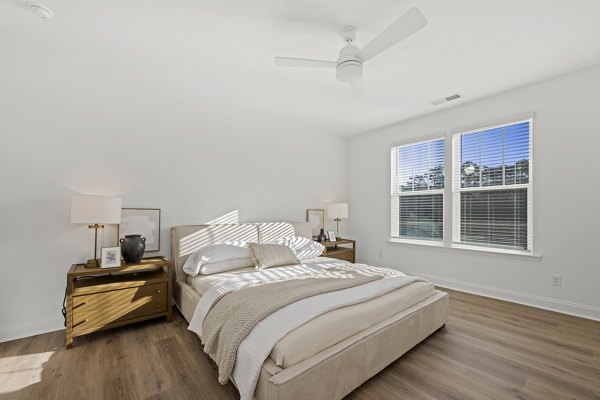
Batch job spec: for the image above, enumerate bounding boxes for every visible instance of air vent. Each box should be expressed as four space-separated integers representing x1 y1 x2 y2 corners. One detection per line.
430 93 462 106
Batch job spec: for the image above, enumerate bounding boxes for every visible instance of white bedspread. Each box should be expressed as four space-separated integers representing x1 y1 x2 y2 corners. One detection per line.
188 260 423 400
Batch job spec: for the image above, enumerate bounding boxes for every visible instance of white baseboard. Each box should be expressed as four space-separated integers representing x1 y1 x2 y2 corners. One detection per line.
407 271 600 322
0 317 64 343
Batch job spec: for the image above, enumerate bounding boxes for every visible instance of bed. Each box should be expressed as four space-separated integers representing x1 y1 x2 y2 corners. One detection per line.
171 222 448 400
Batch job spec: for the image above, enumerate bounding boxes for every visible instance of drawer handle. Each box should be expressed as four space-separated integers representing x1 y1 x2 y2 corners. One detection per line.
156 304 161 308
157 289 161 293
84 301 88 305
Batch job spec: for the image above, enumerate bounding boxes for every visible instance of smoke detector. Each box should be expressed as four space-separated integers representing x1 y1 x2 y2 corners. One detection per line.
29 4 54 19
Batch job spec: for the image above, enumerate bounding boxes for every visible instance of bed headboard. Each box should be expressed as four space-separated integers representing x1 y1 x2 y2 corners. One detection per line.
170 222 312 283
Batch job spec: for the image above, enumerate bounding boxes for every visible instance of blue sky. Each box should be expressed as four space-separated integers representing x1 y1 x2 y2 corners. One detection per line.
461 121 529 167
397 139 444 189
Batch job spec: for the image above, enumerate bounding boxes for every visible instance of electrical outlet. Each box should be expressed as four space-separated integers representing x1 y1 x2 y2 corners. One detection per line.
552 274 562 287
378 251 383 258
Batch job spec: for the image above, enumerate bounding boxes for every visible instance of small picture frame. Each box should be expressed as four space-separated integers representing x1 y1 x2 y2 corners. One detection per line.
101 247 121 268
327 230 337 242
306 209 325 239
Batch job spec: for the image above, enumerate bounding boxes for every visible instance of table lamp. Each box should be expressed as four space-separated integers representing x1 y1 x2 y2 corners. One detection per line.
71 195 122 267
327 203 348 240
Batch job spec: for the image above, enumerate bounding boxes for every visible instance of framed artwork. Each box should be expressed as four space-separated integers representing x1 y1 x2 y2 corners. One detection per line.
101 247 121 268
327 230 336 242
119 208 161 252
306 209 325 239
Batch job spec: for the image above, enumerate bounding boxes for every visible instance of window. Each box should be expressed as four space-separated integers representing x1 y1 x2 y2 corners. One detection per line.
391 138 444 241
452 120 532 252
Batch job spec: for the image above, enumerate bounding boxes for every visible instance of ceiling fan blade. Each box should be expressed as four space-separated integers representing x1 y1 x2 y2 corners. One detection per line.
357 7 427 62
350 78 368 101
274 57 337 68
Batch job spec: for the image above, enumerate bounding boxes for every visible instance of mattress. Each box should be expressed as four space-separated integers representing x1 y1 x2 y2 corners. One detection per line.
186 258 435 369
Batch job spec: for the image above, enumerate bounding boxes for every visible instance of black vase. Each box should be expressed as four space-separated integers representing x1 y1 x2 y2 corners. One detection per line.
120 234 146 264
317 229 327 243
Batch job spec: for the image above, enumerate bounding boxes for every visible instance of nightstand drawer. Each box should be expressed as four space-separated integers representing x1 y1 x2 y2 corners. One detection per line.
72 297 168 334
321 239 356 263
72 283 167 334
73 282 166 311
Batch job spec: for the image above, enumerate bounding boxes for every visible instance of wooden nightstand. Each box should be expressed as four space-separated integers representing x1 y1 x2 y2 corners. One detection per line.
322 239 356 263
66 256 172 348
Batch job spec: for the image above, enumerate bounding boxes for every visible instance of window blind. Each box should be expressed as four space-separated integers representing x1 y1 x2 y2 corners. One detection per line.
391 138 444 241
452 120 532 251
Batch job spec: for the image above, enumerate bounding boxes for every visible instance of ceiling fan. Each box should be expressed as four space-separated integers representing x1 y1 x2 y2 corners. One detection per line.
274 7 428 100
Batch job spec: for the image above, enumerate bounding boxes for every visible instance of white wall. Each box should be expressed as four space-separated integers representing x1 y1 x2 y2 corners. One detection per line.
0 40 347 341
348 65 600 320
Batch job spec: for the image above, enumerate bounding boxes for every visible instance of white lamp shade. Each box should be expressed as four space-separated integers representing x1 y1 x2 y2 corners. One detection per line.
328 203 348 219
71 195 122 224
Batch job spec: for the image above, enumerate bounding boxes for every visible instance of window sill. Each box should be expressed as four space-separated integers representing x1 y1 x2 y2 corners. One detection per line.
388 238 444 247
387 238 542 261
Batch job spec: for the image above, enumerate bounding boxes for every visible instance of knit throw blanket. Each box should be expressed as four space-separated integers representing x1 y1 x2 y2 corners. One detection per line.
202 268 382 384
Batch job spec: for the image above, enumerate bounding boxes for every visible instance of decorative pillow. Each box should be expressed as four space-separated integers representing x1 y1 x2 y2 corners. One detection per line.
199 257 255 275
182 242 250 277
276 236 325 260
249 243 299 270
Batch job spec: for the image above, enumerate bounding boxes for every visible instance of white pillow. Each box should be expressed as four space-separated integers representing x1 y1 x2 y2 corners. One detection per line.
183 242 250 277
275 236 325 260
249 243 299 270
199 257 255 275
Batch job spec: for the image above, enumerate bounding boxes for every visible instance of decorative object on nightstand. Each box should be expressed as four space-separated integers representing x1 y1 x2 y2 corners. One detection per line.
120 234 146 263
70 195 122 268
65 256 172 348
322 239 356 263
317 229 327 243
327 203 348 240
327 230 337 242
101 246 121 268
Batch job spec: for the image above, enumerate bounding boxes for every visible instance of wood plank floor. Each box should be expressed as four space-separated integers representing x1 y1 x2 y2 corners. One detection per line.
1 289 599 399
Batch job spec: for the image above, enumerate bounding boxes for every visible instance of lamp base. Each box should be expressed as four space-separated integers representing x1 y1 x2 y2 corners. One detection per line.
86 258 100 268
334 218 341 240
85 223 104 268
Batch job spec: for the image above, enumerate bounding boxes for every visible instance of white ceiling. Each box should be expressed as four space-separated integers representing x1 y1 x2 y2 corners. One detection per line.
2 0 600 137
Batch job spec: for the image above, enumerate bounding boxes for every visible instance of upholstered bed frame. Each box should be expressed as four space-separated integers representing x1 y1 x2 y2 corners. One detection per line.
171 222 448 400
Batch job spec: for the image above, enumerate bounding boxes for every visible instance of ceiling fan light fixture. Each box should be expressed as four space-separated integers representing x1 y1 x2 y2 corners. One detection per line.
336 61 362 83
273 7 427 97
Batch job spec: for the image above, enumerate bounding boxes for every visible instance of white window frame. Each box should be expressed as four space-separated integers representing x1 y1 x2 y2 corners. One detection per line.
391 137 445 244
451 118 533 254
